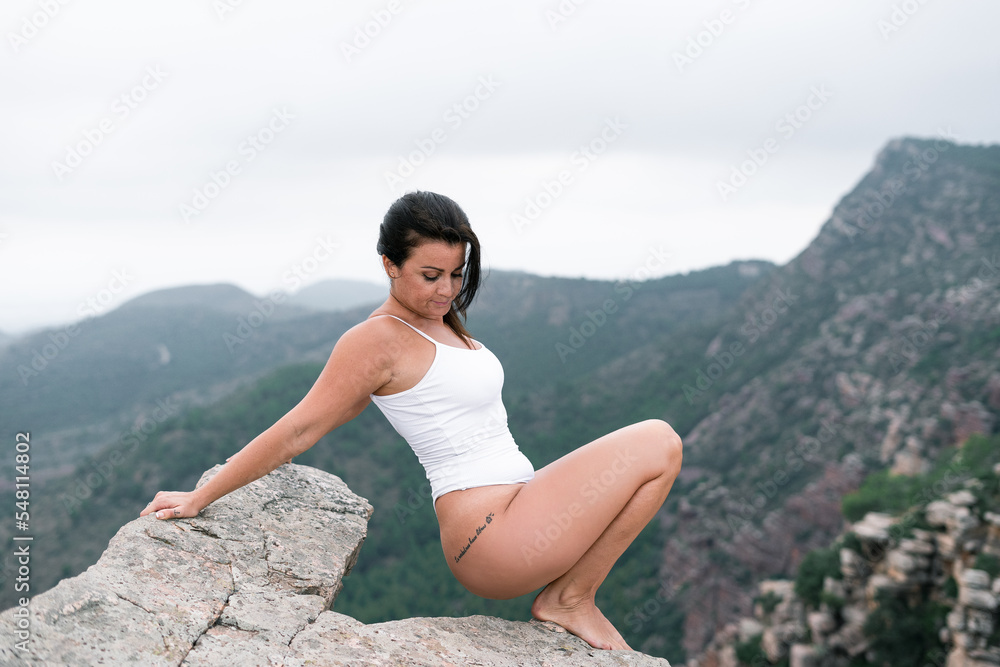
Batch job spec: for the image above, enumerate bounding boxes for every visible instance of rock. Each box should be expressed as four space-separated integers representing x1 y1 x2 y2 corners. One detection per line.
841 604 868 627
952 631 978 650
964 538 985 553
761 622 805 663
967 647 1000 666
962 569 993 590
866 574 900 602
826 617 868 657
891 446 930 476
840 548 868 580
0 464 672 666
966 609 995 637
290 613 669 666
887 549 930 583
949 607 967 632
927 500 959 527
758 580 795 598
822 576 846 599
738 618 764 643
853 512 896 542
948 490 978 507
899 537 936 556
947 506 982 538
714 645 738 667
959 588 999 612
807 611 836 640
789 643 820 667
938 533 959 558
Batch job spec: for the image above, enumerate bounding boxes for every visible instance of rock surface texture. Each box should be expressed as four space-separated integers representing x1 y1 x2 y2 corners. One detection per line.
0 464 670 666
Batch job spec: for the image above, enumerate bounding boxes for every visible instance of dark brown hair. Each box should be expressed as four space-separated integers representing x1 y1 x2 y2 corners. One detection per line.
378 191 482 342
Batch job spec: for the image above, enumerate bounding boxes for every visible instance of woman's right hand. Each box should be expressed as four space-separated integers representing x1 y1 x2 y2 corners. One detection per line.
140 490 205 520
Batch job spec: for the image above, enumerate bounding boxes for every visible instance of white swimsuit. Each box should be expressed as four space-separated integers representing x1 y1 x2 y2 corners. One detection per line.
368 315 535 505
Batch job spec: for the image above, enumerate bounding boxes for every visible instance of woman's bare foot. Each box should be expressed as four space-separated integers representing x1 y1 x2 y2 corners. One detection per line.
531 584 632 651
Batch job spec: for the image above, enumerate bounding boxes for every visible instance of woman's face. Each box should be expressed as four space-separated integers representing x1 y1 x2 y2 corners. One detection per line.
385 240 466 319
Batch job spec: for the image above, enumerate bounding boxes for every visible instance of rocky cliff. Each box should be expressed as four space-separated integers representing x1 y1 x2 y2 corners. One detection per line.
669 137 1000 654
693 445 1000 667
0 463 671 666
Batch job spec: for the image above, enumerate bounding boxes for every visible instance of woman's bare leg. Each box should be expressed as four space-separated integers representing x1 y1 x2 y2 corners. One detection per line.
528 420 681 649
443 419 683 651
529 471 676 649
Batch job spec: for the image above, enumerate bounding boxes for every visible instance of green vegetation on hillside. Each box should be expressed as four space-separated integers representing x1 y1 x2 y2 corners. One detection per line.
794 546 841 608
841 432 999 523
862 591 948 667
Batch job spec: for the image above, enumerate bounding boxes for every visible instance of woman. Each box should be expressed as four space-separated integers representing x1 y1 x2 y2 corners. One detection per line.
141 191 683 651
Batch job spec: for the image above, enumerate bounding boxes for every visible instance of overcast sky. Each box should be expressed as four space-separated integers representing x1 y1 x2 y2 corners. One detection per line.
1 0 998 334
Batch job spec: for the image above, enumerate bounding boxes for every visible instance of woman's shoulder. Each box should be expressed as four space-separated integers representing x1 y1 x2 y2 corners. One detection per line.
341 309 422 349
348 309 397 333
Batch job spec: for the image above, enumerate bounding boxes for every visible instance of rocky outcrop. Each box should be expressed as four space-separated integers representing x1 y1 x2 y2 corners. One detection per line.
0 464 670 666
692 461 1000 667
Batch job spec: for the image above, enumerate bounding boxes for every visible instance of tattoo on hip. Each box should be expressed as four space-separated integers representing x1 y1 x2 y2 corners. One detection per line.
453 512 494 564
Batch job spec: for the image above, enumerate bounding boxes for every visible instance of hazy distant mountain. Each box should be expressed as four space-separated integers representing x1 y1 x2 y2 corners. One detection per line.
116 283 270 313
286 279 387 311
0 283 363 475
0 330 10 350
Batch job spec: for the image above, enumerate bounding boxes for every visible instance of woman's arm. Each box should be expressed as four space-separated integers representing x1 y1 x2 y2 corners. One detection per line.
140 319 396 519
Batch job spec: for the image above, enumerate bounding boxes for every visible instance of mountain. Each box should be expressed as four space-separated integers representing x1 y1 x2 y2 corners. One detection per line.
660 137 1000 655
116 283 279 313
0 284 362 480
286 278 387 311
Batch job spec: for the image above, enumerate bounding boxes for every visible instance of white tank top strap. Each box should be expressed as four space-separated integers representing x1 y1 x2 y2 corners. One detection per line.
375 314 439 346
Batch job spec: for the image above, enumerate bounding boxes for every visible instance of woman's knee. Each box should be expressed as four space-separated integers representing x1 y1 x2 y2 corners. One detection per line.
637 419 683 478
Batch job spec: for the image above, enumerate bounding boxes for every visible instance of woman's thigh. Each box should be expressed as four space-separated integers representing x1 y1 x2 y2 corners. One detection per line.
449 419 678 598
